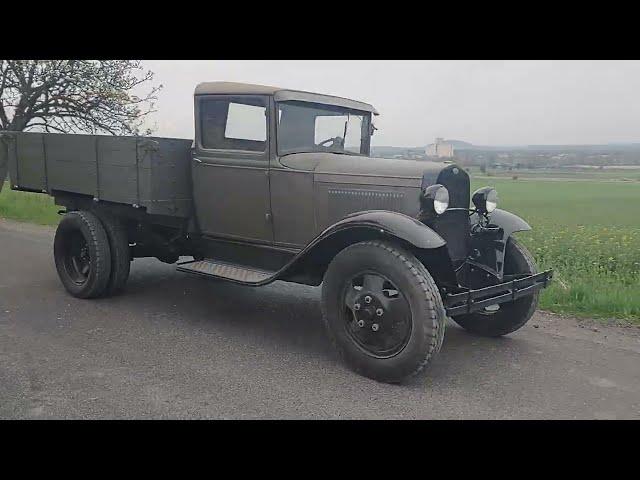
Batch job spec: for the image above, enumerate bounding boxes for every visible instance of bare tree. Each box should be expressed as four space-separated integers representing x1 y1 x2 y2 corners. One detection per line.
0 60 161 135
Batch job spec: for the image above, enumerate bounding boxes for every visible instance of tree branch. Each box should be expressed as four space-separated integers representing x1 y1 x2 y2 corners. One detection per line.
1 60 161 134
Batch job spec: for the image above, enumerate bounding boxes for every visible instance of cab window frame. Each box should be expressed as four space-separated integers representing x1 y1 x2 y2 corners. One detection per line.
196 94 269 157
275 100 372 157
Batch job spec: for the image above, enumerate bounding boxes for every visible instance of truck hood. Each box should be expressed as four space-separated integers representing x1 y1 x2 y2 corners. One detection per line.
279 152 445 188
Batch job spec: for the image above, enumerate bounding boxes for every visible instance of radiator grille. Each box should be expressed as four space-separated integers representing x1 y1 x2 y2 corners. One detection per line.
430 210 471 263
424 165 471 264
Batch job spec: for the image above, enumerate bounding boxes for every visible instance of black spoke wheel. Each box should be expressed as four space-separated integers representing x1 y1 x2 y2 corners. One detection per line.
54 211 112 299
61 231 92 285
342 272 412 358
322 240 446 384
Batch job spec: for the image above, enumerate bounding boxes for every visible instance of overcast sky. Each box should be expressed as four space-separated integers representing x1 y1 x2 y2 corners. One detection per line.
141 60 640 147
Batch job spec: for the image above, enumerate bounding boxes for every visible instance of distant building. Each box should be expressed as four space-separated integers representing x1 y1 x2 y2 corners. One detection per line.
426 138 455 158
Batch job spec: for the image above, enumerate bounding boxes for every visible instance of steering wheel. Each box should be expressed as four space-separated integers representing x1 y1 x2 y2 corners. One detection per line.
317 136 344 149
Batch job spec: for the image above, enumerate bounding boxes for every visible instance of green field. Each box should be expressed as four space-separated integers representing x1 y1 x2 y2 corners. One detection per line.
467 166 640 182
1 178 639 322
471 177 640 322
0 184 60 225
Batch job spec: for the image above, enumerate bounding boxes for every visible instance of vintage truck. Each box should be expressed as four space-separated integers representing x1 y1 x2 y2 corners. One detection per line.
0 82 552 383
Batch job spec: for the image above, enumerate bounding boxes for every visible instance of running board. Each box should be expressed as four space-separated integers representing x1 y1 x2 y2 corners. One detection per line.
176 259 276 285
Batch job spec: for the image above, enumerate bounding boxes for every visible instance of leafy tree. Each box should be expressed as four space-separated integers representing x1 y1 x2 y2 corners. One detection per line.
0 60 161 135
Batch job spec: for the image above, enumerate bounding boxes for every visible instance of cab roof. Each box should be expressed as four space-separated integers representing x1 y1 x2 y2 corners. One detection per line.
194 81 379 115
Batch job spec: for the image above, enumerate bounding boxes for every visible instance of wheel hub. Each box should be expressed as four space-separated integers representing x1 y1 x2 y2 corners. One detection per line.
354 292 385 331
342 272 412 358
63 231 91 285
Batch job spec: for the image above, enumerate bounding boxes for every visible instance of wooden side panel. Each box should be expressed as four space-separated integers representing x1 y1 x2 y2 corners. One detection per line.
15 133 47 191
138 137 192 217
97 136 138 204
45 133 97 196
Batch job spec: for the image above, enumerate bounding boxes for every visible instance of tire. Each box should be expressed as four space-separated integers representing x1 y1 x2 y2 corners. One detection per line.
94 211 131 296
321 240 446 384
53 211 112 299
452 237 539 337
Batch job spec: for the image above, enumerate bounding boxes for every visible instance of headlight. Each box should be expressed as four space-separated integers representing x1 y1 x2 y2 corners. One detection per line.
472 186 498 214
422 184 449 215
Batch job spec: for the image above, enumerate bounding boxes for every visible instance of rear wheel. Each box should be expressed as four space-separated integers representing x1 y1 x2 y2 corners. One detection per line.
95 211 131 296
452 237 539 337
54 211 112 299
321 240 446 384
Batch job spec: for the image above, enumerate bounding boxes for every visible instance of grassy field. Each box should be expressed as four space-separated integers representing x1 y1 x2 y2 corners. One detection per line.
471 177 640 322
467 165 640 182
1 178 639 322
0 184 60 225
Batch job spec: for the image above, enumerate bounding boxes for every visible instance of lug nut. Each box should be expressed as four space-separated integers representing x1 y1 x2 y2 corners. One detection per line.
364 295 372 304
357 320 365 328
376 308 383 316
372 323 379 331
354 303 361 311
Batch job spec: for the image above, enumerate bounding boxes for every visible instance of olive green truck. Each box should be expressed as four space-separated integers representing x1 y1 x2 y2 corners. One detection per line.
0 82 552 383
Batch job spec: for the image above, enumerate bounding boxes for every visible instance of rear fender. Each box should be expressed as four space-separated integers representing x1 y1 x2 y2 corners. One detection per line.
277 210 457 286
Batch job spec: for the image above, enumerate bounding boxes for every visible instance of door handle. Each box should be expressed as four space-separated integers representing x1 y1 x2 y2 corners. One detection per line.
193 157 202 163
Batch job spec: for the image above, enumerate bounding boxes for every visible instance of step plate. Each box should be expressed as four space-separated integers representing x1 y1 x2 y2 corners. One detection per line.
176 259 274 284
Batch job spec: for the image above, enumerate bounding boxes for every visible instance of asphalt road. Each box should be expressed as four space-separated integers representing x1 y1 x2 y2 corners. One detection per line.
1 219 639 419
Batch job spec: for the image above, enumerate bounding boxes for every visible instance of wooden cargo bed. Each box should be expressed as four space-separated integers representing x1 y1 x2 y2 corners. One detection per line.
0 131 193 218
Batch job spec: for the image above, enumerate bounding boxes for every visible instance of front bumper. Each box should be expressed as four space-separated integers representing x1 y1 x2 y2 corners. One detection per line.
444 270 553 316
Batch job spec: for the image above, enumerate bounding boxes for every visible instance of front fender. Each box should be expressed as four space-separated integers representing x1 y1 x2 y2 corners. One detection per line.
277 210 456 286
470 208 532 278
489 208 531 241
322 210 447 249
471 208 531 242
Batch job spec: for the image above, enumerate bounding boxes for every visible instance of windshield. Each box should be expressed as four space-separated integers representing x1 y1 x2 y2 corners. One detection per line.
277 101 370 156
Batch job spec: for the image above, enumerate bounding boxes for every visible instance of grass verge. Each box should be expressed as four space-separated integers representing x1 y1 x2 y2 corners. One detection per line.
0 183 60 226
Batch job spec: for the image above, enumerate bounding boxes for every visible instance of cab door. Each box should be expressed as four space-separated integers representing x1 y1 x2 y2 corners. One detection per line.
191 94 273 243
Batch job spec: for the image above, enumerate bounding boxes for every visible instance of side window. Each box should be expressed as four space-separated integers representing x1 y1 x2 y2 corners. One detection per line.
200 98 267 152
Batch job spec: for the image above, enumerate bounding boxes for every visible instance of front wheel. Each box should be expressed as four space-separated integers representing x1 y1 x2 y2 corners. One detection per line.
452 237 539 337
321 240 446 384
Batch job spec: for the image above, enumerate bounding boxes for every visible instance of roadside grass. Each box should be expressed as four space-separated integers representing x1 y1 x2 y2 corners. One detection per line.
2 177 639 322
471 177 640 322
0 183 60 226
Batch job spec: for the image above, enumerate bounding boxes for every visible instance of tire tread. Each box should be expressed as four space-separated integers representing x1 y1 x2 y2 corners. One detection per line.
95 211 130 296
321 240 445 383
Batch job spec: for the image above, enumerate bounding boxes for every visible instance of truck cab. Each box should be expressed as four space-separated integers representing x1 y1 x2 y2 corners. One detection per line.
190 82 380 246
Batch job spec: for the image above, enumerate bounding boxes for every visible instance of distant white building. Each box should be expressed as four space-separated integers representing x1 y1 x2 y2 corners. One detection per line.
426 138 454 158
